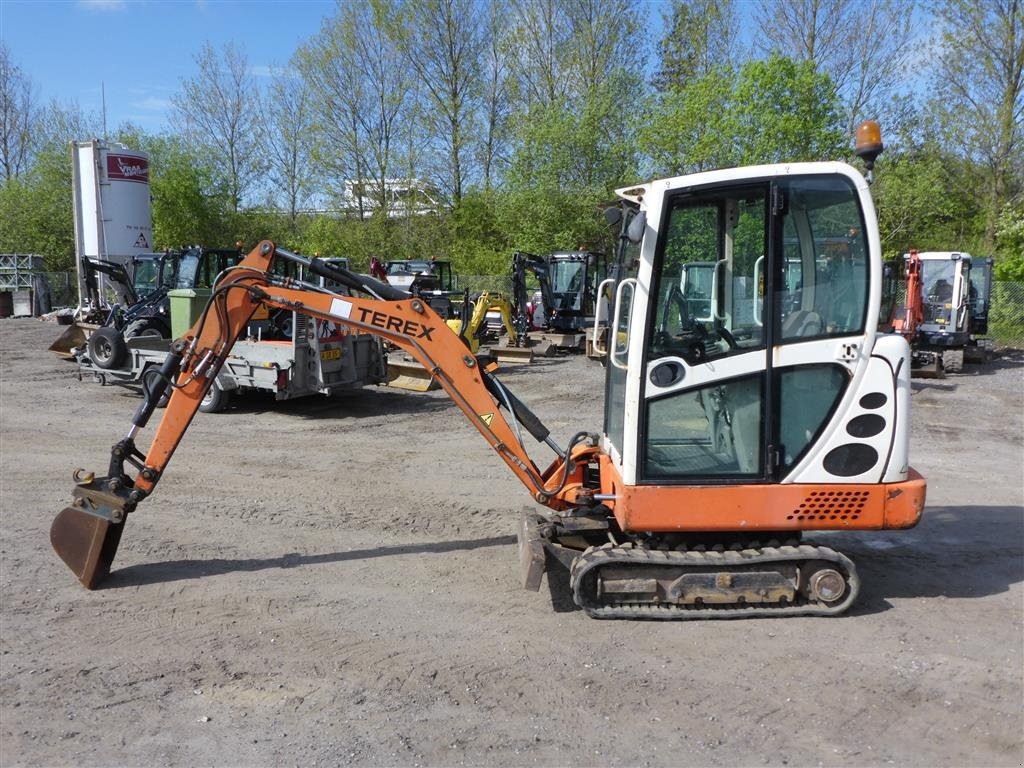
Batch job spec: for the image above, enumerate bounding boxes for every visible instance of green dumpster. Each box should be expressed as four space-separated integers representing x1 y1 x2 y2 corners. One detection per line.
168 288 213 338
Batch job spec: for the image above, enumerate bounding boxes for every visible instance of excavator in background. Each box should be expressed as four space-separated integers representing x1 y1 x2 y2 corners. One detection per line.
510 249 607 353
50 122 927 620
49 247 243 366
49 251 172 359
894 249 994 376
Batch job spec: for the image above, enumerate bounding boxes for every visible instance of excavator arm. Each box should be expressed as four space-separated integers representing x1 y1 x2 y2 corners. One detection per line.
510 251 554 334
895 249 924 341
51 241 600 588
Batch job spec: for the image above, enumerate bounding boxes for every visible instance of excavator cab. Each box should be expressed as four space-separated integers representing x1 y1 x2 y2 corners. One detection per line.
605 165 904 490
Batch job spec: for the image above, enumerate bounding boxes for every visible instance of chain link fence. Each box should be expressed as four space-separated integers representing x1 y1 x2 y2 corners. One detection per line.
989 281 1024 349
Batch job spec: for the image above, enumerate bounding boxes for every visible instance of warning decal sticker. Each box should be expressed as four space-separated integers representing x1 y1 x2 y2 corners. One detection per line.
480 413 494 427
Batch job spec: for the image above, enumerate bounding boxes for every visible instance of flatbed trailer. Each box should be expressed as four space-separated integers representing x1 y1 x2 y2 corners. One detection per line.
74 310 387 412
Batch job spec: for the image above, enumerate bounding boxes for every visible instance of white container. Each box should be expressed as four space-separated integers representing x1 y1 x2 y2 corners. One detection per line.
71 140 152 310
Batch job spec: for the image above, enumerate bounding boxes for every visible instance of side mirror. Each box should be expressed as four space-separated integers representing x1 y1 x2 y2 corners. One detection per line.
627 211 646 244
604 207 622 226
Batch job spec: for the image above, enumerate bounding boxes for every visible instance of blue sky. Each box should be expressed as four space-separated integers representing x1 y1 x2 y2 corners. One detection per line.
0 0 678 134
0 0 338 131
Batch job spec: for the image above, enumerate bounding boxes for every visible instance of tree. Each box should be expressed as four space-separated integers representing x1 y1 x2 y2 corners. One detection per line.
390 0 484 204
931 0 1024 245
478 0 515 191
994 202 1024 278
729 55 845 165
640 56 845 176
509 0 576 108
0 43 39 181
756 0 915 136
172 42 264 212
639 66 734 175
139 134 233 249
506 0 643 192
298 1 412 219
0 144 75 270
654 0 736 91
263 66 315 229
872 144 985 258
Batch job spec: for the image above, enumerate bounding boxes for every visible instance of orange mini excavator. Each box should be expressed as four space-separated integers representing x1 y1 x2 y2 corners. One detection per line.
51 126 926 619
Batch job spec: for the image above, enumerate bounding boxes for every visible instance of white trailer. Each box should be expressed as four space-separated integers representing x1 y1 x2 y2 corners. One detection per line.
75 311 388 413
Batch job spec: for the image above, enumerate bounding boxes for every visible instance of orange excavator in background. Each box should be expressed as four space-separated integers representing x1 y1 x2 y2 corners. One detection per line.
51 123 926 619
893 248 995 376
893 249 931 371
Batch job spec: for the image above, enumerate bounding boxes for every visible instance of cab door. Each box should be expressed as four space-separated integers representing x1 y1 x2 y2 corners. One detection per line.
637 183 773 483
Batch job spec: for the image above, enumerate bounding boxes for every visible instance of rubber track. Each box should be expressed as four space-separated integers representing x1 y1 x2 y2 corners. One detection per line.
569 542 859 620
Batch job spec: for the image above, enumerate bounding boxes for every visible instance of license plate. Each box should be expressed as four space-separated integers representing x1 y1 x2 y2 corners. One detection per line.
320 347 342 361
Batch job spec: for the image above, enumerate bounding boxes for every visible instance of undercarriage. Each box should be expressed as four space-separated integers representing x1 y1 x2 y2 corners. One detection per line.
519 511 859 619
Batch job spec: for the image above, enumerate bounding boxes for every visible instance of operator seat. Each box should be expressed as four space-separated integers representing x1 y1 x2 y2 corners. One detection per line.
782 309 823 338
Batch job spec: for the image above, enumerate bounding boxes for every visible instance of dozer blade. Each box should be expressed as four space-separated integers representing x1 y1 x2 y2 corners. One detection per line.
386 358 439 391
50 505 125 589
517 511 548 591
48 323 92 359
492 345 534 365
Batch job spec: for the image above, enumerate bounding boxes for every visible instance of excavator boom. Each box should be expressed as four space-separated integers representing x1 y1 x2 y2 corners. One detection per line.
51 242 594 588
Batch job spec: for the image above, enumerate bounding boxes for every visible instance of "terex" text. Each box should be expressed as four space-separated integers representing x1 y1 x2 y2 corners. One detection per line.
356 307 435 340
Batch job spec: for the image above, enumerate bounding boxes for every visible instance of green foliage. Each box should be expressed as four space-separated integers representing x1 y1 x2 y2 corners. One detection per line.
872 143 986 259
0 144 74 270
994 203 1024 280
639 66 734 174
142 135 234 249
729 55 845 165
640 56 845 177
654 0 734 90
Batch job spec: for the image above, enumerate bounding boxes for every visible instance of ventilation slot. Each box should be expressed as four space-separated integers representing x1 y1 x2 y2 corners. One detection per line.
786 490 870 522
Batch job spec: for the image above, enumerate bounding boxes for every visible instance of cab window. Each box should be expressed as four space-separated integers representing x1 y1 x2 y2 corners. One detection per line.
776 178 868 340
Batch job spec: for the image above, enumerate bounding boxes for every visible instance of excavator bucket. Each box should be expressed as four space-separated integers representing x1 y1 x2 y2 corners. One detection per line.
51 478 131 588
492 345 535 365
50 505 124 589
48 322 93 359
386 357 439 392
530 339 556 357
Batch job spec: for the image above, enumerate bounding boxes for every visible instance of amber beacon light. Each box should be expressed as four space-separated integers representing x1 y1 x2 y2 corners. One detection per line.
854 120 884 174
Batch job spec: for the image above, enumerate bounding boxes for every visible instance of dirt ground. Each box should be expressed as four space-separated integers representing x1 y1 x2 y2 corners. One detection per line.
1 317 1022 768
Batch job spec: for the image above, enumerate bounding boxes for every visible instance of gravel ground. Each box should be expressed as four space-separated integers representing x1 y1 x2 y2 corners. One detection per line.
1 317 1022 767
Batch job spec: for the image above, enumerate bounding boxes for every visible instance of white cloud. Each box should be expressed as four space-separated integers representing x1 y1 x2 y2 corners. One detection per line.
130 97 173 111
248 65 281 78
77 0 127 10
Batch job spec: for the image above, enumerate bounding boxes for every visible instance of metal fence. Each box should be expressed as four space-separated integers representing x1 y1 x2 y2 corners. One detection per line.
989 281 1024 349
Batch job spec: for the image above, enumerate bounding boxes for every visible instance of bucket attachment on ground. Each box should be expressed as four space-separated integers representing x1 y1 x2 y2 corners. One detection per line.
492 344 535 365
386 357 440 391
530 339 556 357
48 322 96 360
50 479 130 589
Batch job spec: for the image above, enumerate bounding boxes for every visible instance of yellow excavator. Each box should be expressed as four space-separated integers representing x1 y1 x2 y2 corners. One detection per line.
50 121 926 620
